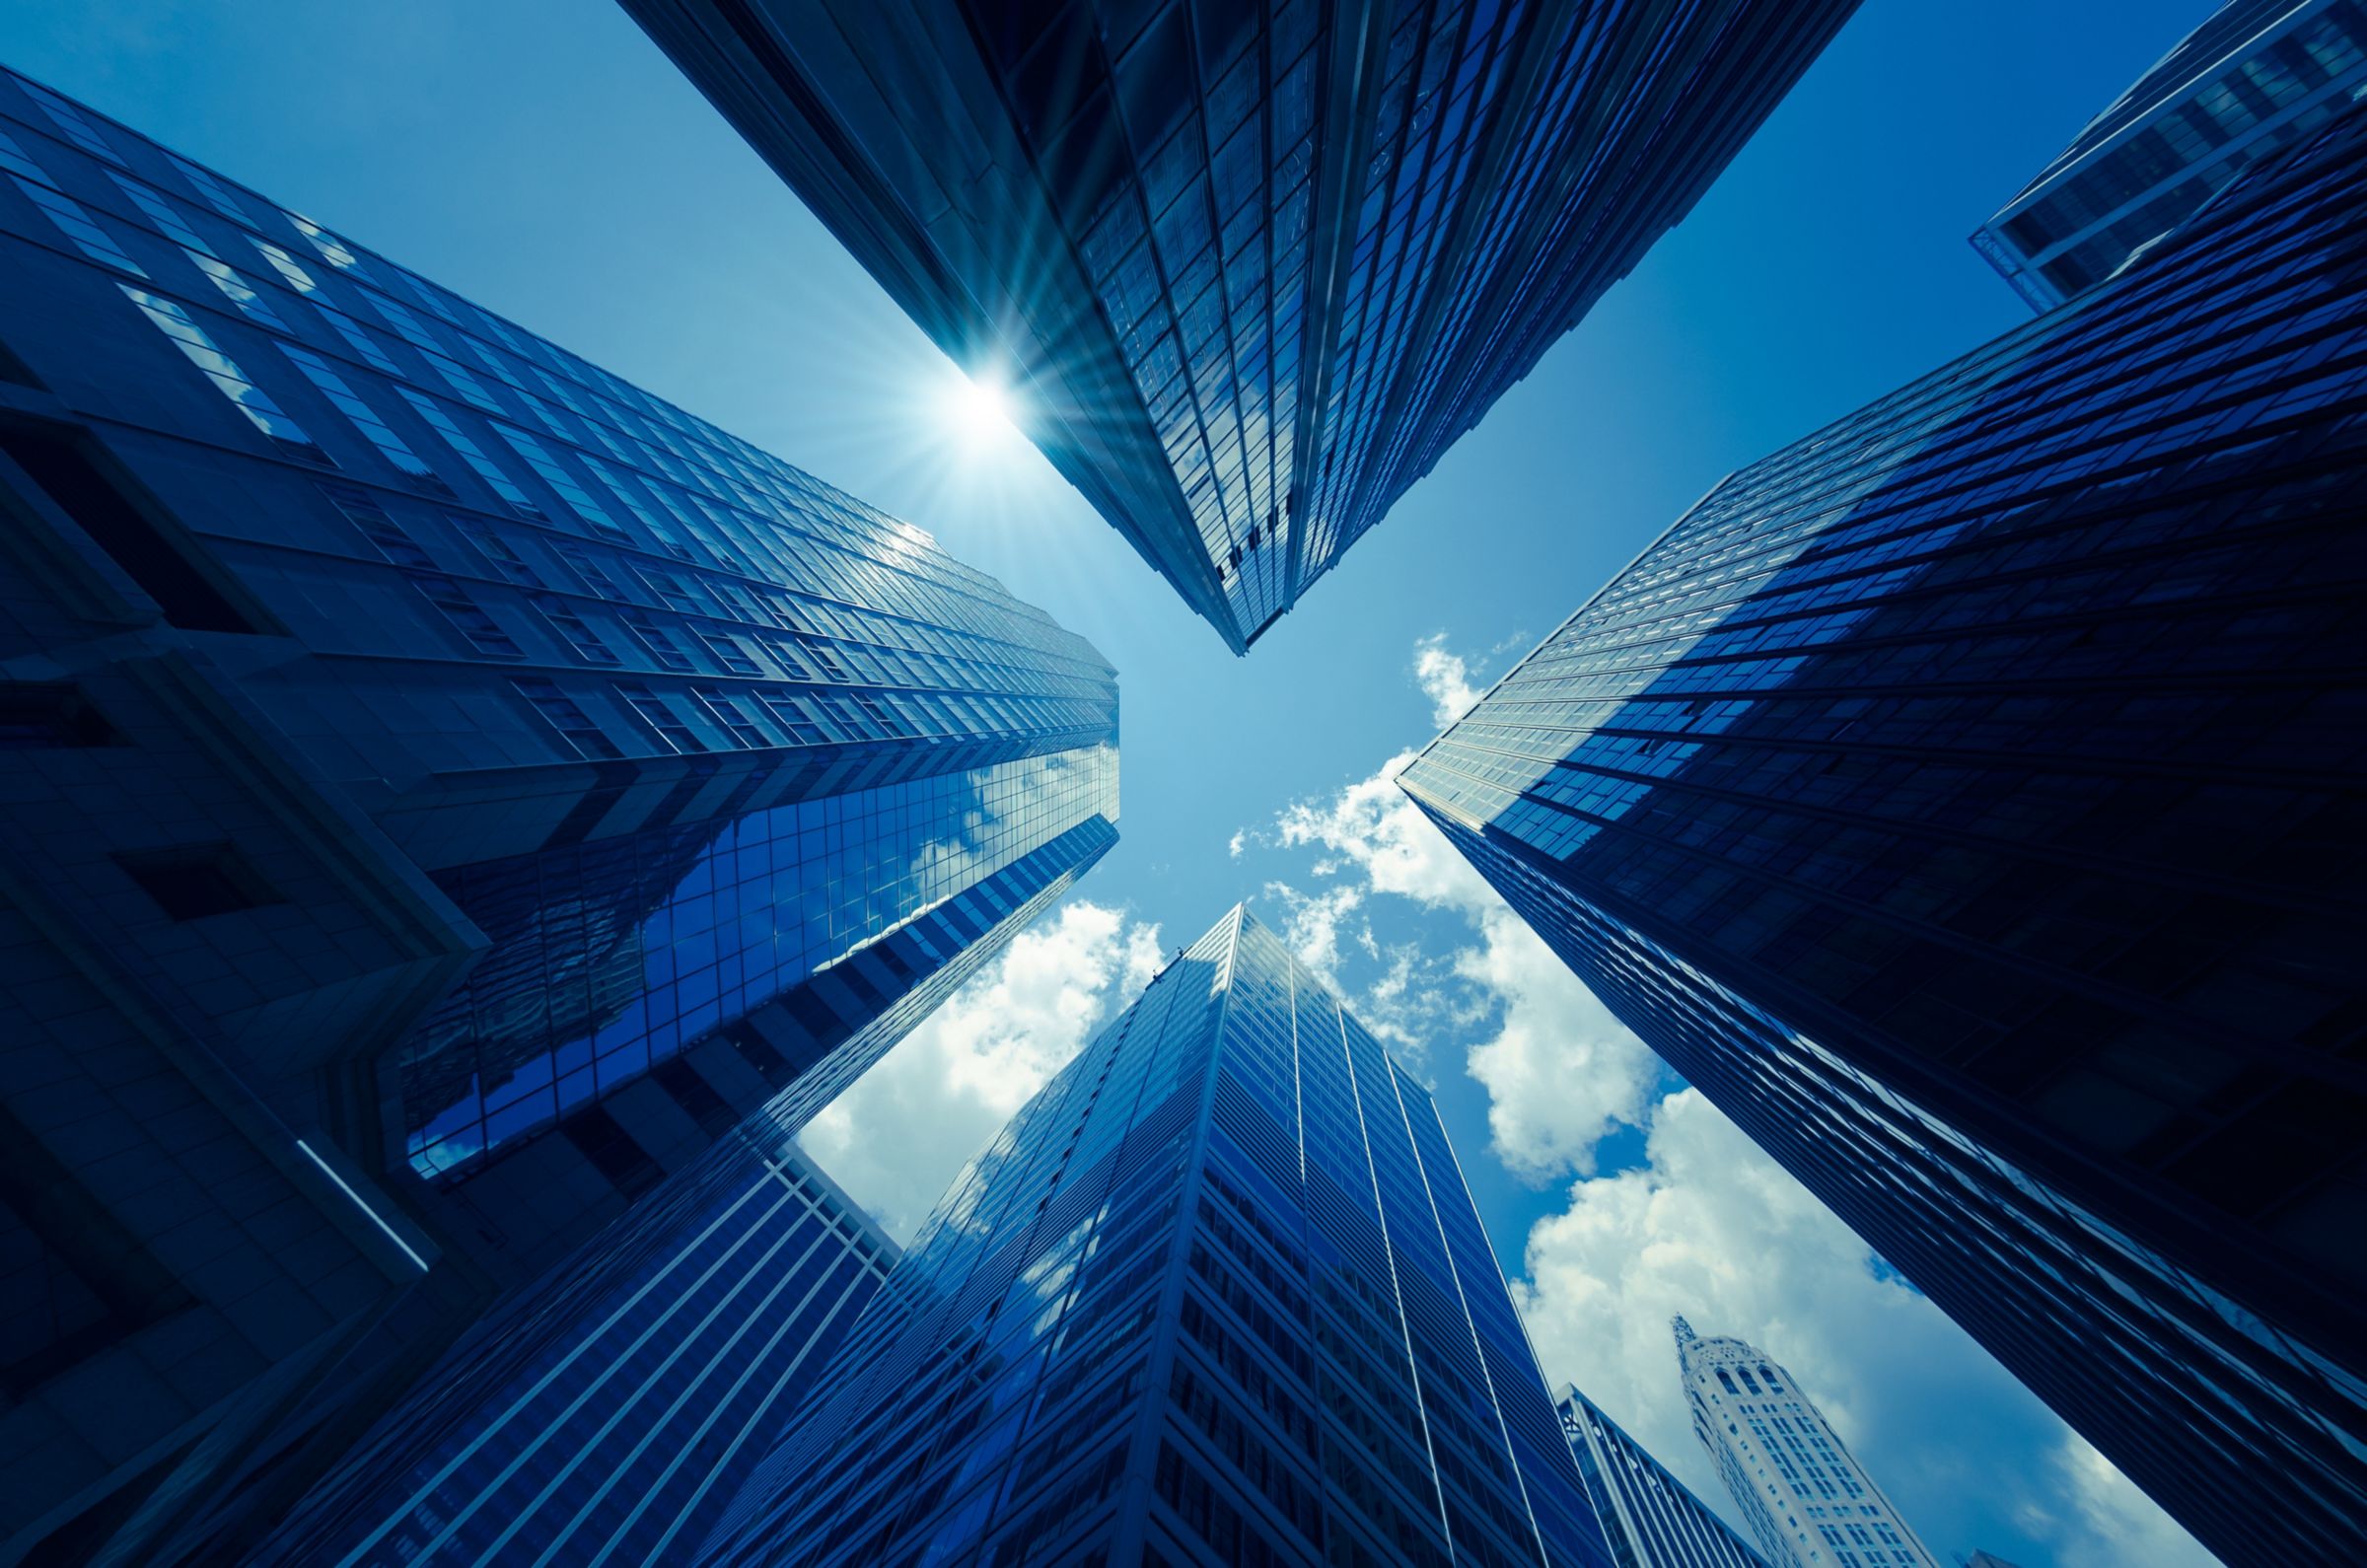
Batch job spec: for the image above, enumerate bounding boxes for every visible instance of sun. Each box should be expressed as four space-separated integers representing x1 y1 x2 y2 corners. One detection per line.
941 369 1020 452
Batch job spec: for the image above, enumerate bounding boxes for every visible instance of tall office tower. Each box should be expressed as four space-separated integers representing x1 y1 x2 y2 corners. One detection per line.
696 906 1617 1568
1971 0 2367 310
0 70 1115 1566
619 0 1860 652
1398 100 2367 1568
1559 1385 1768 1568
1671 1321 1936 1568
251 1136 895 1568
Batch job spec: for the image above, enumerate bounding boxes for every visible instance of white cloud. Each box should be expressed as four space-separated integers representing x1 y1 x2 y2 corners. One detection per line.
1513 1089 2214 1567
1262 879 1365 989
1413 631 1486 728
1272 748 1493 913
2048 1432 2219 1566
1459 907 1657 1180
1265 730 1658 1166
1251 632 2216 1564
1227 829 1247 859
798 899 1161 1243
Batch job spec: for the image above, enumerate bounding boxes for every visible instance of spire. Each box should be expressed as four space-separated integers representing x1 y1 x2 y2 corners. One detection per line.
1672 1315 1698 1369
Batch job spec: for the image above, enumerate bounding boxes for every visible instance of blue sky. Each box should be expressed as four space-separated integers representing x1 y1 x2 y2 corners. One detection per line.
0 3 2227 1563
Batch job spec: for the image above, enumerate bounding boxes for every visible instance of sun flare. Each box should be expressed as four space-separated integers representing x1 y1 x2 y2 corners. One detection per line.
941 370 1020 451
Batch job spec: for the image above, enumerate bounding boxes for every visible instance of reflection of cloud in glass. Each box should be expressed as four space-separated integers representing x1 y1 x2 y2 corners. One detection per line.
404 743 1119 1178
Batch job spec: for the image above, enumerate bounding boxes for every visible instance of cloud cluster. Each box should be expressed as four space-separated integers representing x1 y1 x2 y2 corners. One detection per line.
1515 1090 2213 1566
1458 907 1657 1180
1270 748 1490 912
804 627 2213 1567
798 899 1162 1243
1264 739 1659 1170
1245 633 2212 1567
1413 631 1488 728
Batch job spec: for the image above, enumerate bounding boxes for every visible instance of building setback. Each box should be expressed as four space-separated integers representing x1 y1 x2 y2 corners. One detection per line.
251 1139 894 1568
1672 1321 1936 1568
1560 1384 1769 1568
1972 0 2367 310
1399 99 2367 1568
694 907 1617 1568
0 70 1114 1565
619 0 1860 652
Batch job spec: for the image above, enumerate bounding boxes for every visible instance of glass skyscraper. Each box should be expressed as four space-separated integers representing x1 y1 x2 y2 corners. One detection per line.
1670 1321 1935 1568
0 70 1114 1566
1971 0 2367 310
1399 100 2367 1568
619 0 1859 651
252 1135 894 1568
696 906 1616 1568
1559 1385 1767 1568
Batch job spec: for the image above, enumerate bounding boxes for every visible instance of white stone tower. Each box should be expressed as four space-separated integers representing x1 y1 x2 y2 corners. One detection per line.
1675 1317 1942 1568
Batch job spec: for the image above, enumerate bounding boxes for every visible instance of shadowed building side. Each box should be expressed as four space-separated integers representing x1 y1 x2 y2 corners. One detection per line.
1559 1383 1771 1568
0 71 1116 1567
618 0 1860 650
1401 103 2367 1568
249 1140 897 1568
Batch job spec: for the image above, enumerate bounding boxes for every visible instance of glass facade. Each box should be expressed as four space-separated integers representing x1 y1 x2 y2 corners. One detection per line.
405 743 1116 1177
1972 0 2367 309
697 907 1616 1568
0 60 1118 1177
1559 1386 1768 1568
621 0 1858 651
1669 1321 1933 1568
1400 104 2367 1568
253 1137 895 1568
0 70 1114 1565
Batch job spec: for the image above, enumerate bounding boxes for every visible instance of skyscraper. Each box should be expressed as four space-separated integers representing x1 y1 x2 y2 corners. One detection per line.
0 70 1115 1565
618 0 1860 651
696 906 1617 1568
1559 1385 1768 1568
1971 0 2367 310
1672 1320 1937 1568
251 1136 895 1568
1399 99 2367 1568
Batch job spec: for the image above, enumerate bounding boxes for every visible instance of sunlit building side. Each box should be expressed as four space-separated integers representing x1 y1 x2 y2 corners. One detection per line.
1972 0 2367 309
1672 1320 1937 1568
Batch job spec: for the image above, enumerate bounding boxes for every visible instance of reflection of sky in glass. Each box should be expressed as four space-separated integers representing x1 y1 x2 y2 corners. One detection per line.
406 744 1117 1177
1401 330 2046 847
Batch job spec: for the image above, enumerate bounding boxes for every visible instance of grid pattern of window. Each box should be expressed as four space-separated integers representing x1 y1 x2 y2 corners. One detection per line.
622 0 1856 650
697 909 1616 1568
1401 107 2367 1568
1972 0 2367 309
1559 1387 1769 1568
0 69 1115 770
252 1139 897 1568
404 746 1117 1176
0 71 1121 1187
1667 1325 1932 1568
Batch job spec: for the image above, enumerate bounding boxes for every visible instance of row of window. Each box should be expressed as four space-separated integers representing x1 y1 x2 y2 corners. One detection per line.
0 78 1108 698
